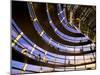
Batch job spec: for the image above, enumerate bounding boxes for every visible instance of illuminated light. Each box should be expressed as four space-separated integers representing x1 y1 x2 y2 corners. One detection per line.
20 32 24 35
43 57 47 62
13 39 17 43
21 63 28 74
76 18 80 21
21 70 25 74
44 51 47 55
23 63 28 71
76 65 85 70
12 42 15 47
49 20 52 24
58 10 64 15
86 64 95 68
44 50 48 62
30 47 35 54
16 35 22 41
12 40 17 47
54 28 57 32
29 48 35 58
12 32 23 46
40 69 42 72
16 32 23 40
34 18 37 22
21 49 27 55
61 17 65 23
40 30 45 36
58 12 61 15
34 44 37 48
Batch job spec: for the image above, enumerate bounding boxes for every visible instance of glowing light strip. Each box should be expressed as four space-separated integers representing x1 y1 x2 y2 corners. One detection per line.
21 63 28 74
49 20 52 24
34 18 37 22
58 9 64 15
12 32 23 47
23 63 28 71
45 51 47 55
54 28 58 32
40 30 45 36
61 17 66 23
34 44 37 48
30 47 35 54
21 49 27 54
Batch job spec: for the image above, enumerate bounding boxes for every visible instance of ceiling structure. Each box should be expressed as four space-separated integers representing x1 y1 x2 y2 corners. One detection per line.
11 1 96 74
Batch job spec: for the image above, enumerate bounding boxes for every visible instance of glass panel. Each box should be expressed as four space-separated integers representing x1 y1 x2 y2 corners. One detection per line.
75 56 84 64
86 64 96 69
65 67 75 71
76 65 85 70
